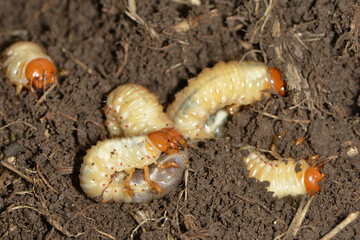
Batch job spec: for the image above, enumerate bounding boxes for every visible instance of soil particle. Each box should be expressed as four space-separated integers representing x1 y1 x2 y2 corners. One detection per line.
1 0 360 239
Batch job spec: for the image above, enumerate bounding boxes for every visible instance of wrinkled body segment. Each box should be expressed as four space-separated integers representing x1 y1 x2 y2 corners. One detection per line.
167 61 276 140
3 41 57 95
80 135 160 201
104 84 173 137
79 135 188 203
244 151 315 198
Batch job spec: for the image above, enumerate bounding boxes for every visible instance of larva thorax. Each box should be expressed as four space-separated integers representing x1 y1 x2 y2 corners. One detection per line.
104 84 173 137
167 61 285 139
3 41 57 95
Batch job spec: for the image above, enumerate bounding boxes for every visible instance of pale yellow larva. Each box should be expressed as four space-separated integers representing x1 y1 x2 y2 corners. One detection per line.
166 61 285 139
104 84 173 137
2 41 57 95
243 150 324 198
80 128 187 203
80 135 160 202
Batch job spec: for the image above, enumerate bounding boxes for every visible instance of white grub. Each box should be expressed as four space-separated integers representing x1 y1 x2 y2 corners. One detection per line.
167 61 275 140
244 150 324 198
3 41 57 94
104 84 173 137
80 133 188 203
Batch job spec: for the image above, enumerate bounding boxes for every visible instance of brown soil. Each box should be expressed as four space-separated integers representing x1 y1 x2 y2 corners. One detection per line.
1 0 359 239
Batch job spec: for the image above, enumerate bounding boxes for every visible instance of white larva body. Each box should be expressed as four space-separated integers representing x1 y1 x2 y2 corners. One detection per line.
80 135 161 201
80 133 189 203
243 151 310 198
3 41 55 94
104 84 173 137
166 61 272 139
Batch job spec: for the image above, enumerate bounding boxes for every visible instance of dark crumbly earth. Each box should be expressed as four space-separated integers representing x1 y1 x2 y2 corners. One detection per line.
0 0 359 239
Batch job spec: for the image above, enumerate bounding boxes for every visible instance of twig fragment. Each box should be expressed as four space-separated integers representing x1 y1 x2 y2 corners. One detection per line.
40 111 78 123
1 160 34 184
320 211 359 240
61 47 93 74
171 9 219 33
36 162 59 194
282 196 314 240
85 119 107 139
125 0 159 39
4 204 74 238
254 110 311 123
115 40 129 77
0 29 28 37
0 120 37 131
261 0 277 32
171 0 201 6
35 83 56 107
94 227 116 240
130 212 167 239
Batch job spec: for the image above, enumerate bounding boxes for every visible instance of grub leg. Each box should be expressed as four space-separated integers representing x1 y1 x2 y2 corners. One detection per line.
124 169 135 197
156 161 180 169
143 165 163 194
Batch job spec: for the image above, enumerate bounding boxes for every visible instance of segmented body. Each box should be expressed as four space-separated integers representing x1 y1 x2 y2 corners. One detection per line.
167 61 280 139
2 41 57 95
81 85 187 203
244 151 316 198
80 135 161 201
104 84 173 137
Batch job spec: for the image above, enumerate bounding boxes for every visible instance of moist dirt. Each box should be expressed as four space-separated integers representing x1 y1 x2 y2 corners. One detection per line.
0 0 359 239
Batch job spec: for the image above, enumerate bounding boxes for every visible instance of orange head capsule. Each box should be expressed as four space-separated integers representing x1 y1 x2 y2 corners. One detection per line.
266 67 285 96
25 58 57 95
304 166 326 196
147 128 186 154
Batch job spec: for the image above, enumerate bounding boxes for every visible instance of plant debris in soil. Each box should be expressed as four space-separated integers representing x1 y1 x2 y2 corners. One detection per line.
0 0 360 239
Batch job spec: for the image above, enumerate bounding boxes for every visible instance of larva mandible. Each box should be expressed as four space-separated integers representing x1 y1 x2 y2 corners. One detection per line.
79 128 187 202
166 61 285 139
2 41 58 95
104 84 174 137
243 150 325 198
